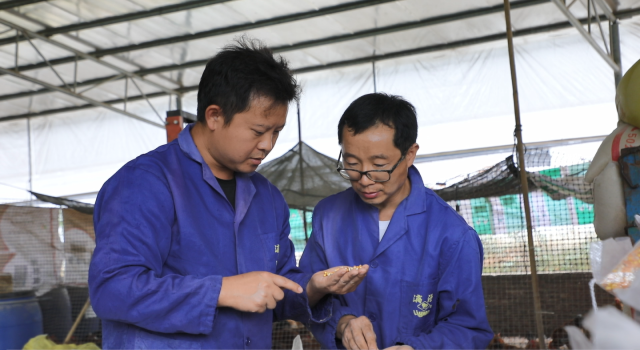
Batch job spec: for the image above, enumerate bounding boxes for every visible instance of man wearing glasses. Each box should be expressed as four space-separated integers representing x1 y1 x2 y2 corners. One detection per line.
299 93 493 350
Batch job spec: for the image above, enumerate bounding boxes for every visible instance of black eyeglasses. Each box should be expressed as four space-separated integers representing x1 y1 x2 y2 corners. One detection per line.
336 151 405 183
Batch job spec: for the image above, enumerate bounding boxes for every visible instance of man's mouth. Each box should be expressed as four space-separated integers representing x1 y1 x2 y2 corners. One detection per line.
249 158 263 165
360 191 380 199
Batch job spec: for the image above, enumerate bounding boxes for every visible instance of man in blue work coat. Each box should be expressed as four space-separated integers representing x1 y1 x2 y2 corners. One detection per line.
88 39 368 349
300 93 493 350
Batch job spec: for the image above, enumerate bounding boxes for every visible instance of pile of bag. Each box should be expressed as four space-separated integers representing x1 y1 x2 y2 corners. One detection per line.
586 58 640 240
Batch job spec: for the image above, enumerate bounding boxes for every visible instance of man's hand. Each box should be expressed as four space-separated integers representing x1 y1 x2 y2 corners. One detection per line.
307 265 369 306
337 315 377 350
218 271 302 313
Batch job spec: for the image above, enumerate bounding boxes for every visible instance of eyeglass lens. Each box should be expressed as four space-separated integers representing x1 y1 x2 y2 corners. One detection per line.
339 169 390 182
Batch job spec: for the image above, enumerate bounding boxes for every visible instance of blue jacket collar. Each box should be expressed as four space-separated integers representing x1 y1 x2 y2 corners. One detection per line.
178 123 205 164
405 165 427 216
355 165 427 260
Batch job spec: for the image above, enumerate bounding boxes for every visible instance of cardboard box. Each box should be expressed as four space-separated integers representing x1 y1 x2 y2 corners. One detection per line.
0 273 12 293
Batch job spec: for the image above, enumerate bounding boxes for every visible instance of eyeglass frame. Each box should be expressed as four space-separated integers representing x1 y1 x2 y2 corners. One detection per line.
336 150 405 183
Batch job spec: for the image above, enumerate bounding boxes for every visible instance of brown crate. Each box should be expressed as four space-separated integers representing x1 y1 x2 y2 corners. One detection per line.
0 273 12 293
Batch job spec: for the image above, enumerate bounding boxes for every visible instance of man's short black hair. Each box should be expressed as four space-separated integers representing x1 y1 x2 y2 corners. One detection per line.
338 93 418 155
197 37 300 124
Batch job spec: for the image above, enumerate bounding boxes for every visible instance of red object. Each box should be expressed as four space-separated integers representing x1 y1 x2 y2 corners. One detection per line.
166 115 184 143
165 110 197 143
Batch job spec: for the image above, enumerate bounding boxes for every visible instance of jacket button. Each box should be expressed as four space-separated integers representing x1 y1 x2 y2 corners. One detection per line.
245 337 251 346
370 260 379 268
368 313 377 322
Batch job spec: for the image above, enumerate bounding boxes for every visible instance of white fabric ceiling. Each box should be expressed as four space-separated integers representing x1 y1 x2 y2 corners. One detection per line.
0 0 639 203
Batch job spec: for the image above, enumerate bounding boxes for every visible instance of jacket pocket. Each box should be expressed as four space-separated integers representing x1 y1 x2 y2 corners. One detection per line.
399 279 438 337
259 232 280 273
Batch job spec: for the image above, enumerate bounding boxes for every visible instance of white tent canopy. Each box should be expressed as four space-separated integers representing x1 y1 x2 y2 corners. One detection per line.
0 0 639 203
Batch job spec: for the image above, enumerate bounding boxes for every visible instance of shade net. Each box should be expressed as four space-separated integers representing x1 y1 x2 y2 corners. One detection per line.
257 142 351 209
0 148 618 349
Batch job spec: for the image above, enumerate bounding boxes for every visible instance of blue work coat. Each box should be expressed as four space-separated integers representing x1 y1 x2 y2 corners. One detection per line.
89 124 331 349
300 166 493 349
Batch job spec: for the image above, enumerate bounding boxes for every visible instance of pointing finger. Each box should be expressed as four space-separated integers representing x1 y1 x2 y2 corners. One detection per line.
272 274 303 293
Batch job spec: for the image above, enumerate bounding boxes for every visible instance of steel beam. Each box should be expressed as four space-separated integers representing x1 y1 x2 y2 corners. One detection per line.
0 66 163 127
273 0 547 53
550 0 620 73
294 8 638 74
0 0 394 73
0 17 179 97
592 0 616 21
2 7 639 122
0 90 179 122
0 0 552 101
91 0 395 58
0 0 234 47
414 135 606 163
0 0 47 11
2 1 638 81
7 2 638 85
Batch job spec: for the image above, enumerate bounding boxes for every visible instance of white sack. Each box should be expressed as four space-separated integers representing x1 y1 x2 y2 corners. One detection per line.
586 123 640 183
569 306 640 349
593 162 628 239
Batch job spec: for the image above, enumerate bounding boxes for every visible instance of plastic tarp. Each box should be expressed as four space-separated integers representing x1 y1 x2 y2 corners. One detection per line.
30 191 94 215
434 152 593 203
0 0 640 202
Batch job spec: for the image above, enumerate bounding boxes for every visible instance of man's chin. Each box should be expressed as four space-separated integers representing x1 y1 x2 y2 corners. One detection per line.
236 162 260 174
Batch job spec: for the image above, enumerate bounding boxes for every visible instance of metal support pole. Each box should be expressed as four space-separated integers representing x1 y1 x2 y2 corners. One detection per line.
592 0 616 21
302 208 309 243
27 116 33 204
25 34 69 89
297 100 308 242
590 0 610 55
550 0 620 73
130 78 163 123
372 60 377 93
14 29 18 72
73 55 78 93
503 1 547 348
123 77 129 112
611 19 622 87
588 0 592 33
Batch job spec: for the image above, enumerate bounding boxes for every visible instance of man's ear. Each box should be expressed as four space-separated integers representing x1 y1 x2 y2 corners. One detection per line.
204 105 224 131
406 143 420 167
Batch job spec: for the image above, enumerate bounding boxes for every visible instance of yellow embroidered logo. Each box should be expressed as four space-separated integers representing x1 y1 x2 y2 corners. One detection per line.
412 294 433 317
275 244 280 253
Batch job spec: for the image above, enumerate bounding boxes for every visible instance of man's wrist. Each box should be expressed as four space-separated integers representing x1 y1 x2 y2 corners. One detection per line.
217 276 233 308
306 275 325 307
336 315 356 339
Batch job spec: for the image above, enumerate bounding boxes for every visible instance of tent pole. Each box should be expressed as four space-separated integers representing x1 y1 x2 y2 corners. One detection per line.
503 1 546 348
302 208 309 243
297 100 309 242
610 18 622 87
27 116 33 205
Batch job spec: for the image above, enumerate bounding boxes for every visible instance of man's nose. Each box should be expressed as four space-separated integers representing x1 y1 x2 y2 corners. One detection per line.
358 173 375 186
257 134 275 152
